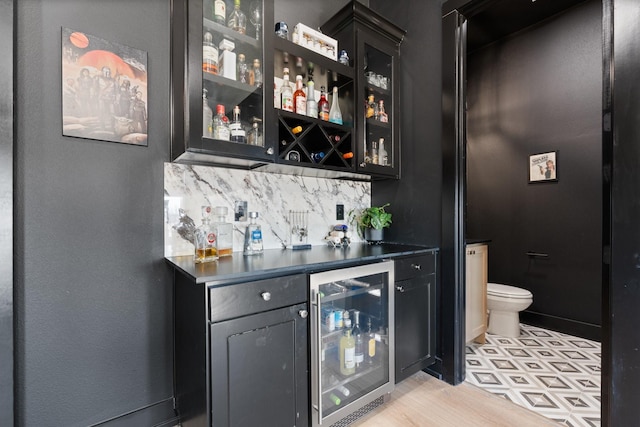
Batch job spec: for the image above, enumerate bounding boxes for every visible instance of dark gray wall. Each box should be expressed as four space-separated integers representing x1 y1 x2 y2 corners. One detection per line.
1 1 14 425
14 1 174 425
465 0 602 339
369 0 444 372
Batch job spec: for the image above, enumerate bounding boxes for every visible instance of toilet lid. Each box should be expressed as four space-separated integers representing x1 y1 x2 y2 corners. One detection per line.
487 283 532 299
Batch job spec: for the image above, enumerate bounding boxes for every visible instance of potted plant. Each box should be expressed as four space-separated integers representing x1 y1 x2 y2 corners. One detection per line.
349 203 392 242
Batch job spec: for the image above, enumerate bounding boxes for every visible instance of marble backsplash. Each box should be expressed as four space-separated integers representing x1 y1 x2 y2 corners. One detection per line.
164 163 371 257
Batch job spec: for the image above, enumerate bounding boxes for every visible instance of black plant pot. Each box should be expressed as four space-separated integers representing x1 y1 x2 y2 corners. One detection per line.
364 228 384 242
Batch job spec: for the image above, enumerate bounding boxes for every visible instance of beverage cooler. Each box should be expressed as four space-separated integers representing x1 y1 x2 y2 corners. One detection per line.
309 261 395 426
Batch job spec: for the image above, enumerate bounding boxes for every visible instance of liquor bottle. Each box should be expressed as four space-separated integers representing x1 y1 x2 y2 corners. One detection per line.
378 137 388 166
237 54 248 83
251 59 263 87
291 125 303 135
371 139 379 165
229 105 247 143
293 75 307 115
366 317 376 365
213 104 230 141
306 80 317 118
212 206 233 256
243 211 263 255
365 94 376 119
247 119 263 146
194 206 218 263
280 68 293 112
202 31 219 75
339 321 356 376
227 0 247 34
378 99 388 123
317 86 329 121
352 310 364 368
202 88 213 138
329 86 343 125
213 0 226 25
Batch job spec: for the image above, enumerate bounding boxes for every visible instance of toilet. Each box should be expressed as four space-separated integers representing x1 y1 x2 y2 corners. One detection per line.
486 283 533 338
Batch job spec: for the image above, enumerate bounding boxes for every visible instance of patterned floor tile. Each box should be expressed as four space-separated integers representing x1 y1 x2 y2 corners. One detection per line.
466 324 601 427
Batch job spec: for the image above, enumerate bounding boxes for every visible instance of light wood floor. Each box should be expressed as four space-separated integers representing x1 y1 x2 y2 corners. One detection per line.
350 371 560 426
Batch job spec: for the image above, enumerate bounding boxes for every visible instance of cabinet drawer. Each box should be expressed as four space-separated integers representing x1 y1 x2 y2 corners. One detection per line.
395 253 436 281
209 274 307 322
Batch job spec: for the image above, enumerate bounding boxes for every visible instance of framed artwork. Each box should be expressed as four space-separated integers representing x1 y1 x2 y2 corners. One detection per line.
61 27 148 146
529 151 558 183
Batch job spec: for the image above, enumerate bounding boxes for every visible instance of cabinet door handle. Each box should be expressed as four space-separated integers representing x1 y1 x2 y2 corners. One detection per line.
396 285 405 293
411 264 421 270
298 310 308 318
260 291 272 301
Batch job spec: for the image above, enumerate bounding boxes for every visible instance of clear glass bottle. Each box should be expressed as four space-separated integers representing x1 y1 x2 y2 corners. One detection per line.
317 86 329 121
366 317 376 366
352 310 364 368
243 211 263 255
306 80 317 118
371 138 379 165
248 120 263 146
338 49 350 66
213 0 226 25
339 319 356 376
251 59 262 87
365 94 376 119
293 75 306 115
212 206 233 256
237 53 248 83
227 0 247 34
202 31 219 75
280 68 293 112
378 137 388 166
213 104 230 141
229 105 246 143
378 99 388 123
202 88 213 138
194 206 218 263
329 86 343 125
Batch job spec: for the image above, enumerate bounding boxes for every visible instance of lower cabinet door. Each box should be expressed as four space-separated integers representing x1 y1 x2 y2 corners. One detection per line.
394 274 436 383
210 303 309 427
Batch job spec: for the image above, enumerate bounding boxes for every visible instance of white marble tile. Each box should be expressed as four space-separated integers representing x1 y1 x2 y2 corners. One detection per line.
164 163 371 256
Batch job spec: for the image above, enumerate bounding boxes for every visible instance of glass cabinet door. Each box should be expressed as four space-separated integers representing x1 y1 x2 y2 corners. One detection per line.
172 0 274 165
357 33 399 178
310 261 395 426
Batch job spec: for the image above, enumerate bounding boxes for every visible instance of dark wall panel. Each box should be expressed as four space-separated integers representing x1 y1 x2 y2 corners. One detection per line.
465 0 602 338
14 1 173 425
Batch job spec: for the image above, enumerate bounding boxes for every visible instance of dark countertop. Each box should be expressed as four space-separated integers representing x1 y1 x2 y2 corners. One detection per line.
166 242 437 285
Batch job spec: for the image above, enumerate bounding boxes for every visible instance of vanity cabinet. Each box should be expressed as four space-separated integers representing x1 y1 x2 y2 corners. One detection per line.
321 1 406 179
465 243 488 344
174 272 308 427
171 0 275 167
393 252 437 383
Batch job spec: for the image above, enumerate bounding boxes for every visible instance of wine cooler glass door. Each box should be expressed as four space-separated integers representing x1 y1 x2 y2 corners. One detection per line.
310 260 395 426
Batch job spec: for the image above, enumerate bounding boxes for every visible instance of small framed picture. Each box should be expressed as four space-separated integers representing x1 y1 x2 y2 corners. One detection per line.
529 151 558 183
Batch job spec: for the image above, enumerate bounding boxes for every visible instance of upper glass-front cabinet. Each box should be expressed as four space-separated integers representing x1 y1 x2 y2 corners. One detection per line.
171 0 274 167
322 1 405 179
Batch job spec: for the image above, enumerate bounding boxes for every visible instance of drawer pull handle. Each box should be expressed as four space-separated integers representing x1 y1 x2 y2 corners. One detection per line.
396 285 405 293
298 310 308 318
261 291 272 301
411 264 421 270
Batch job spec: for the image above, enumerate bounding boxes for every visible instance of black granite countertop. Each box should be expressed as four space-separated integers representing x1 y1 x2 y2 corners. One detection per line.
166 243 437 285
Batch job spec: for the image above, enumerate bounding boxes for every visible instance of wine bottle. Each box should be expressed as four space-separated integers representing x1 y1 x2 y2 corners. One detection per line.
339 327 355 376
329 86 343 125
353 310 364 368
318 86 329 121
293 75 306 115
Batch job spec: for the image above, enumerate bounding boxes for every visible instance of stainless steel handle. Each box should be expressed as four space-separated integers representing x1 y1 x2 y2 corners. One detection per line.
260 291 271 301
396 285 405 293
411 263 421 270
314 293 323 423
298 309 308 318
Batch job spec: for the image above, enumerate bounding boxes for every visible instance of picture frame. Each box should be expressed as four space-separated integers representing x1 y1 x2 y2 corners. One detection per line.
529 151 558 183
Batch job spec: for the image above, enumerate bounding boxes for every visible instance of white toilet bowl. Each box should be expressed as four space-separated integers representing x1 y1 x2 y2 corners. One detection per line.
486 283 533 338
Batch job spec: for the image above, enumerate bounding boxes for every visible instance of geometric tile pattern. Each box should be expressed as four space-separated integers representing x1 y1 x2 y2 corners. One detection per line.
466 324 601 427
